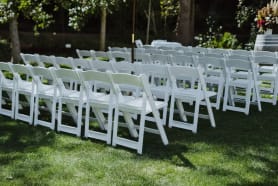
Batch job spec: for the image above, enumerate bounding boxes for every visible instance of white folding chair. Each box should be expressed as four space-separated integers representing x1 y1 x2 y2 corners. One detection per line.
253 55 278 105
31 66 58 130
0 62 15 118
197 56 226 110
53 68 85 136
137 63 170 125
111 73 169 154
223 58 262 115
11 64 35 124
167 66 216 133
78 70 114 144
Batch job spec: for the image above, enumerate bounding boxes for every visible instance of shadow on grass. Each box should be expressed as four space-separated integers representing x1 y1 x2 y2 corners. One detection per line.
0 115 56 158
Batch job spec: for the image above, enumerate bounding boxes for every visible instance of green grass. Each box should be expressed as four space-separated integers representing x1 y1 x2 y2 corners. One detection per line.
0 103 277 186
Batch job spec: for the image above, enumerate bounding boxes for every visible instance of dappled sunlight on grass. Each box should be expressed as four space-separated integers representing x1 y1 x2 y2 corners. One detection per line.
0 102 277 185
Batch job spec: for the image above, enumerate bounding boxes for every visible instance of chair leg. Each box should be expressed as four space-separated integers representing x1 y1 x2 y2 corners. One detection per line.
152 105 169 145
137 112 146 154
112 106 120 147
168 95 175 128
192 99 200 133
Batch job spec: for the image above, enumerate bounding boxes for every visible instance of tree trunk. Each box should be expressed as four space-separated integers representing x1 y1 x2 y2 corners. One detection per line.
99 7 107 51
9 16 21 63
176 0 195 45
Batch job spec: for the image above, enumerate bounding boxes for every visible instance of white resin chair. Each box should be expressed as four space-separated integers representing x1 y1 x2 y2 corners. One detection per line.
78 70 114 144
0 62 15 118
253 55 278 105
11 64 35 124
31 66 58 130
223 58 262 115
53 68 85 136
196 56 226 110
111 73 169 154
137 63 170 125
167 66 216 133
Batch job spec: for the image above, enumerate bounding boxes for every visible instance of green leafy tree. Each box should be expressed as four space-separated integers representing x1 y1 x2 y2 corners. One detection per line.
0 0 56 63
63 0 126 51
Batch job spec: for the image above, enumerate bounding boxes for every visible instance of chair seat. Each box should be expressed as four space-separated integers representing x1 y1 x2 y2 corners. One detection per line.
119 97 167 113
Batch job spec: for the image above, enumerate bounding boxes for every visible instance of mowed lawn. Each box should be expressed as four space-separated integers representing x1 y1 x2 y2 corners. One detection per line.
0 102 277 186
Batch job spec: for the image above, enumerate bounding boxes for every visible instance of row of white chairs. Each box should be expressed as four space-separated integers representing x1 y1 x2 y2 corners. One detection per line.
0 62 177 154
0 60 221 152
21 52 268 115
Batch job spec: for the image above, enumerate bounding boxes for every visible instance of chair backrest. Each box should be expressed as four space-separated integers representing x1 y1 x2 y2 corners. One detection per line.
167 66 206 91
52 68 81 95
253 56 278 65
252 50 277 58
0 62 14 83
31 66 56 91
108 46 128 52
171 54 195 66
134 53 152 64
229 49 252 56
38 55 57 68
150 54 173 65
197 56 226 78
112 61 135 74
11 64 34 81
75 49 94 59
110 73 146 102
71 58 92 70
108 51 131 62
91 60 114 72
138 63 170 92
225 58 254 80
91 51 110 61
55 56 74 69
20 53 42 66
135 39 143 48
78 70 112 96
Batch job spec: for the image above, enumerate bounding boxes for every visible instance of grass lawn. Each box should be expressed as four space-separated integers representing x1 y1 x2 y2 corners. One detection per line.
0 102 277 186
